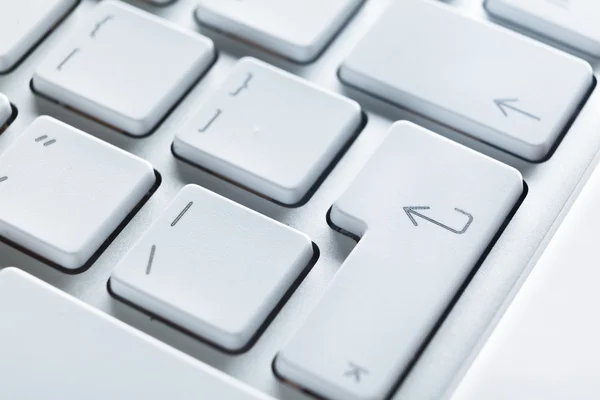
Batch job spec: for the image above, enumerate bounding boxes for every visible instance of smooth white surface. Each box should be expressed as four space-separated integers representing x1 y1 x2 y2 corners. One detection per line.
0 93 10 126
276 122 523 400
2 1 600 400
32 1 215 135
486 0 600 56
174 57 361 205
340 0 593 161
0 267 274 400
0 0 77 72
452 145 600 400
0 116 155 269
195 0 363 62
112 184 313 351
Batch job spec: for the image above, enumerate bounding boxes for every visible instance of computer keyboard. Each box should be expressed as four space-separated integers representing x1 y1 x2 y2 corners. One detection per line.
1 0 599 399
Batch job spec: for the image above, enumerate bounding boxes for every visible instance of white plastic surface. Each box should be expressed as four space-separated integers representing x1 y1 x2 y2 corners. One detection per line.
195 0 363 62
0 267 274 400
0 0 77 72
173 57 362 205
111 184 313 351
3 1 600 400
486 0 600 56
339 0 593 161
32 1 215 135
276 121 523 400
452 141 600 400
0 116 155 269
0 93 10 126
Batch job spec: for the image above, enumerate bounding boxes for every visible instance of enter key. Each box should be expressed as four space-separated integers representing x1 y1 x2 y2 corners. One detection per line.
275 121 524 400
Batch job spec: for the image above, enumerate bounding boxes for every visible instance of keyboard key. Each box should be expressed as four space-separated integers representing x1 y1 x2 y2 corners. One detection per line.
486 0 600 56
275 122 523 400
111 184 314 352
173 57 362 205
0 116 155 271
340 0 592 161
32 1 215 136
195 0 363 62
0 93 10 127
0 0 77 72
0 268 274 400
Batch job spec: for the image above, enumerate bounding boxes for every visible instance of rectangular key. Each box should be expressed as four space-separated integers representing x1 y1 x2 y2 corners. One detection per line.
340 0 593 161
174 57 361 205
0 116 155 271
275 122 523 400
195 0 363 62
111 184 314 352
0 93 10 127
0 0 77 72
0 268 273 400
33 1 215 136
486 0 600 56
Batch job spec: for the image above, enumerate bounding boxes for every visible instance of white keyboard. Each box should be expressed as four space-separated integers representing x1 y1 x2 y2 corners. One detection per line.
0 0 599 399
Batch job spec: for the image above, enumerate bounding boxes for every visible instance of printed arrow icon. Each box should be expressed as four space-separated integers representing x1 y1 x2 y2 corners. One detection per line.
404 206 473 235
494 98 541 121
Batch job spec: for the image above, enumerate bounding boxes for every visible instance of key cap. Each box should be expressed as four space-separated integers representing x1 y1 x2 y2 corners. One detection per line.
32 1 215 136
486 0 600 56
195 0 363 62
111 184 314 352
0 0 77 72
0 116 155 271
0 93 10 127
275 121 523 400
340 0 592 161
0 268 274 400
173 57 362 205
452 140 600 400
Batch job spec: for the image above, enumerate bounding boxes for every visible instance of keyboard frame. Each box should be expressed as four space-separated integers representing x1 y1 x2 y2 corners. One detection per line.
1 0 599 399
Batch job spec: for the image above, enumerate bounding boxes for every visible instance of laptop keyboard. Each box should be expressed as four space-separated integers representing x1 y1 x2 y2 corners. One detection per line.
0 0 598 399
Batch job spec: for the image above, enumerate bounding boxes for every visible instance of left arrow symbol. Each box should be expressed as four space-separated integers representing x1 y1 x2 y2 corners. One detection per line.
494 98 541 121
0 176 7 183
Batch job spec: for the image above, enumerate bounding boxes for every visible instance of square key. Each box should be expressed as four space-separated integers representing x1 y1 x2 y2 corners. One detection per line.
32 1 216 136
0 116 156 271
173 57 362 205
195 0 364 62
111 184 314 352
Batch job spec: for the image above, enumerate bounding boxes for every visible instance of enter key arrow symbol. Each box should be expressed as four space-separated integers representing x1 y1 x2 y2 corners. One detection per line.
404 206 473 235
494 98 541 121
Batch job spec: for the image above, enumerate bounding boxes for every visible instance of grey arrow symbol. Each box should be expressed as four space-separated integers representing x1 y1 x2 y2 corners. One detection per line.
0 176 7 183
494 98 541 121
404 206 473 235
344 362 369 383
